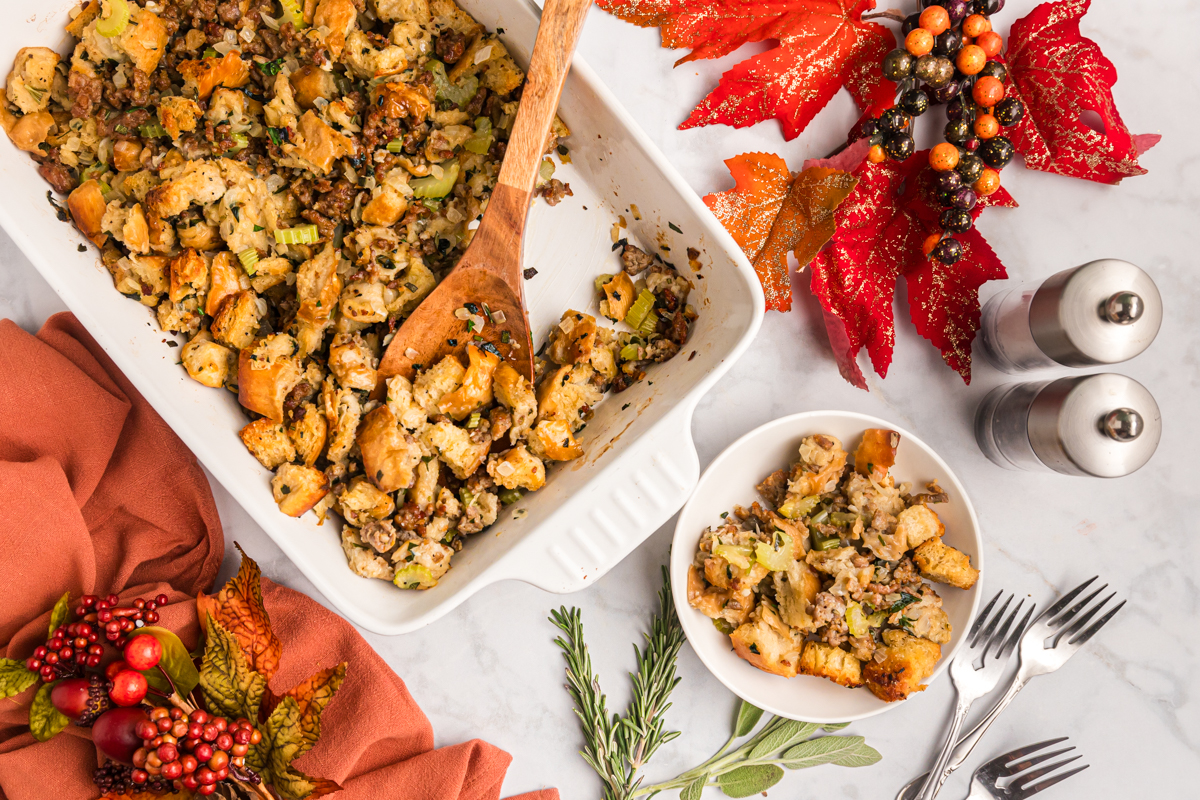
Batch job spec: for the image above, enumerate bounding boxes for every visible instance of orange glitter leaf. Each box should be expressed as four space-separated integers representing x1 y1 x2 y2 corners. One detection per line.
197 544 283 682
596 0 896 140
702 151 791 263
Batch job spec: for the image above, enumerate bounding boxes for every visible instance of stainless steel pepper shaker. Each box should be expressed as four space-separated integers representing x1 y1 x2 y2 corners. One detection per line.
978 259 1162 373
974 373 1161 477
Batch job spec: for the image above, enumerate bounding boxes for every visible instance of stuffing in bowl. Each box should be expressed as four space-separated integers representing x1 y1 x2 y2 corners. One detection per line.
687 429 979 703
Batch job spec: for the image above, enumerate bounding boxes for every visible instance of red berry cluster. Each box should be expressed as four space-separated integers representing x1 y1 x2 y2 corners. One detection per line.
133 707 262 796
26 621 105 681
76 593 168 647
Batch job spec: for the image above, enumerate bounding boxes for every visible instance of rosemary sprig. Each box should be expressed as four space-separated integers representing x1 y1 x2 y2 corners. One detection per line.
551 568 882 799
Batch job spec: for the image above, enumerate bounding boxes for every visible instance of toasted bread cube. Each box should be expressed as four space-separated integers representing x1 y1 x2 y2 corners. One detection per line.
410 457 440 508
527 417 583 462
424 419 489 480
545 311 598 366
6 47 59 114
486 446 545 491
773 558 821 632
118 6 170 74
181 331 235 389
414 354 465 415
68 179 108 247
392 538 454 589
536 364 601 431
158 95 203 140
863 629 941 703
799 641 864 688
493 362 536 441
729 603 803 678
239 418 296 470
341 527 394 581
437 345 499 420
327 332 378 391
896 505 945 551
271 463 329 517
211 290 261 349
237 334 303 422
373 0 429 23
287 402 327 467
357 406 423 492
913 537 979 590
205 251 249 316
337 476 396 528
169 247 208 304
178 51 249 100
384 374 428 431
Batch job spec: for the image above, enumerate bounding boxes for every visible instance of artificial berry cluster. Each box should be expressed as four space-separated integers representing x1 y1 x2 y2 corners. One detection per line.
862 0 1026 265
93 759 172 796
132 707 263 796
76 592 168 647
25 620 105 681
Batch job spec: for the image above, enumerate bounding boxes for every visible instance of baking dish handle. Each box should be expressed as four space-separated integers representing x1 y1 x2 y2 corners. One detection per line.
503 402 700 594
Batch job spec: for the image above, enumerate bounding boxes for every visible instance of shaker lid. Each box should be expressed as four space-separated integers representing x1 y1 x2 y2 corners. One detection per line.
1027 374 1161 477
1029 259 1163 367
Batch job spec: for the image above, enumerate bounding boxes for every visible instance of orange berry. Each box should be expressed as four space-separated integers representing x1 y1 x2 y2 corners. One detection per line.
973 76 1006 107
974 114 1000 139
929 142 961 172
956 45 987 76
867 144 887 164
962 14 991 37
919 5 951 35
905 28 934 57
974 168 1001 197
923 233 942 256
976 30 1003 58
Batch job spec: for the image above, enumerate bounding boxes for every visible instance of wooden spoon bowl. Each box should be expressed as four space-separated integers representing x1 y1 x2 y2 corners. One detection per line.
377 0 592 385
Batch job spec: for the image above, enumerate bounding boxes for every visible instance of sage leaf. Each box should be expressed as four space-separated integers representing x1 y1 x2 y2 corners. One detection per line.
47 592 71 638
733 700 763 737
717 764 784 798
822 722 850 731
199 617 265 724
680 775 707 800
0 659 38 699
782 735 882 769
29 682 70 742
747 719 819 759
137 627 200 698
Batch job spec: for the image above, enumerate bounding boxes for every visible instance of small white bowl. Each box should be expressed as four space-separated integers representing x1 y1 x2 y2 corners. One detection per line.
671 410 983 722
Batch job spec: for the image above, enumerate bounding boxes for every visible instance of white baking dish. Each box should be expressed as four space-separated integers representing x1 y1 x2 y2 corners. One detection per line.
0 0 763 634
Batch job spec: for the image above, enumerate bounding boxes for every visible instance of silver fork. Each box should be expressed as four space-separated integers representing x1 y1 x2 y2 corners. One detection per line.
965 738 1089 799
898 577 1125 800
915 591 1030 800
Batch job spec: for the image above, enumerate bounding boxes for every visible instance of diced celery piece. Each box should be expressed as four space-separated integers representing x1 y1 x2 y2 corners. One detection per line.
410 161 460 199
623 289 656 330
754 530 794 572
636 310 658 337
237 248 259 275
463 117 492 154
713 543 754 570
425 60 478 109
594 273 615 293
845 602 869 637
778 494 819 520
273 224 319 245
499 488 523 506
97 0 130 37
712 618 735 635
537 158 555 185
393 564 436 590
385 138 404 153
279 0 306 28
139 122 167 139
619 343 641 362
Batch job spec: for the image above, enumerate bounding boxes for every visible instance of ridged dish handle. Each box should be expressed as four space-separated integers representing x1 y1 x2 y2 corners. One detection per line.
504 402 700 593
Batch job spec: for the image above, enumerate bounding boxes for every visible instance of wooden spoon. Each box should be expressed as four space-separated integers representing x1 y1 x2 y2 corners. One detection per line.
377 0 592 386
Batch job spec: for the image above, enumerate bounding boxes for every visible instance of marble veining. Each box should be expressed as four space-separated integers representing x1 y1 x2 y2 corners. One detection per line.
1 0 1196 794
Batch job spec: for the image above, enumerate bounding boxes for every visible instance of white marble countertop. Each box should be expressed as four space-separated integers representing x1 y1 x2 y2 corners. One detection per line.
2 0 1197 795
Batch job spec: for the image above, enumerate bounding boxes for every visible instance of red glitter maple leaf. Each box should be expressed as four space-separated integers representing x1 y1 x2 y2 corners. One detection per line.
1004 0 1159 184
810 154 1016 382
596 0 897 140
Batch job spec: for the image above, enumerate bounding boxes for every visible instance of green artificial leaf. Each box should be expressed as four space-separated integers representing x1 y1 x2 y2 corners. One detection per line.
681 775 707 800
0 659 39 699
29 682 70 742
717 764 784 798
199 617 265 724
263 696 331 800
138 626 200 699
781 735 882 769
822 721 851 731
733 700 764 738
747 719 819 760
47 592 71 638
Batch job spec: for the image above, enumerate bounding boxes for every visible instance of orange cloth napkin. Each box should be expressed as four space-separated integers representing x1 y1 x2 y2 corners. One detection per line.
0 314 558 800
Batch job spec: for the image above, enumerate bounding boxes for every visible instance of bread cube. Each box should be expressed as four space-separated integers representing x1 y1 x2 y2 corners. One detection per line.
357 406 423 492
895 504 945 551
237 334 303 422
239 418 296 470
271 463 329 517
181 331 235 389
424 419 489 480
287 403 328 467
863 629 941 702
799 641 864 688
729 602 804 678
486 446 545 491
913 537 979 590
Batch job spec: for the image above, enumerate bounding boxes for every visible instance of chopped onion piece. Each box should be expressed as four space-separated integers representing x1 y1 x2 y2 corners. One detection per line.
473 45 494 65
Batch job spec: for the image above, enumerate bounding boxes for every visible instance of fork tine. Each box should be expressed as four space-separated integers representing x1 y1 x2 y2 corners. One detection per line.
1012 754 1082 787
1006 747 1075 774
999 602 1036 658
991 737 1070 767
986 598 1026 661
970 590 1003 640
1019 764 1090 797
1037 576 1097 624
1051 584 1108 630
1068 599 1126 647
1057 591 1115 642
975 593 1013 648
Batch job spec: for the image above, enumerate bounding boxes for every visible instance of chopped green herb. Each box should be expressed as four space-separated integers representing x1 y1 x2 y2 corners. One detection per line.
668 221 682 234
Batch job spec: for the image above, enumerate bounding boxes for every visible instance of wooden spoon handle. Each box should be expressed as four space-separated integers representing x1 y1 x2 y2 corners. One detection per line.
494 0 591 197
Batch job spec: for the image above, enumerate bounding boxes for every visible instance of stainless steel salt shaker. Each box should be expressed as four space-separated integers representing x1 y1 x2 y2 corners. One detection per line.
978 259 1162 373
974 373 1161 477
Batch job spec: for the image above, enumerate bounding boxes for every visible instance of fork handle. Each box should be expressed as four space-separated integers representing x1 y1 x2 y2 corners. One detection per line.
917 696 974 800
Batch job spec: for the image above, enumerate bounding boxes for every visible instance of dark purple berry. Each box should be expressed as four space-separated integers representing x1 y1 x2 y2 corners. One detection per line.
945 0 969 22
994 97 1024 126
978 136 1015 169
902 13 921 35
937 170 964 193
932 80 962 104
932 237 963 265
956 153 985 182
940 208 973 234
946 97 965 120
883 132 915 160
933 29 962 57
945 120 971 144
952 187 978 210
